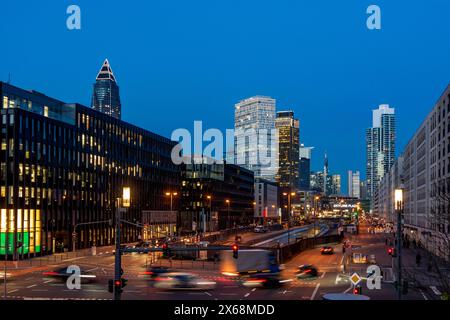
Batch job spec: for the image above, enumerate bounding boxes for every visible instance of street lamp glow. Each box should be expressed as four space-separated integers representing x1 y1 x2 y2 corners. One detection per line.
122 187 130 208
165 192 170 196
282 192 287 196
395 189 403 210
225 199 230 204
291 192 295 196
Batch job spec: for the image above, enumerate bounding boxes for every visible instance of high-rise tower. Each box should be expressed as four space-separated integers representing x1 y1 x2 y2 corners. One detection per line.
366 104 395 202
91 59 122 119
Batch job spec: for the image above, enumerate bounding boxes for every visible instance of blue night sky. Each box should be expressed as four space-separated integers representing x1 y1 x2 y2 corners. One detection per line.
1 0 450 193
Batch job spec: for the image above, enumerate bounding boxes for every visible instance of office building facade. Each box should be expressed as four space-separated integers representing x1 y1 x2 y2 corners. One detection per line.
374 85 450 261
180 157 254 234
366 104 395 202
234 96 277 181
275 111 300 190
299 145 313 190
348 170 361 198
0 82 179 259
254 178 279 224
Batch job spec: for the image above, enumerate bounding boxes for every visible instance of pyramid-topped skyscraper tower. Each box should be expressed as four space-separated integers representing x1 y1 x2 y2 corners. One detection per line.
91 59 121 119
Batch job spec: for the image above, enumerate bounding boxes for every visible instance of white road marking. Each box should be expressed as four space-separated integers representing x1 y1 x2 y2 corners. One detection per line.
343 285 352 293
430 286 441 296
310 283 320 300
244 293 250 297
419 289 428 300
251 288 256 292
43 279 53 284
319 272 327 279
7 289 18 294
204 292 212 296
26 284 37 288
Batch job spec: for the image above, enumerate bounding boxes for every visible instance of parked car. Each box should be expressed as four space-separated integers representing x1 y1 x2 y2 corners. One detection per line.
254 226 269 233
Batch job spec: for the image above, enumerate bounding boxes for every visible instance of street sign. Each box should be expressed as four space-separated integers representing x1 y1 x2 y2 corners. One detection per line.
350 273 362 286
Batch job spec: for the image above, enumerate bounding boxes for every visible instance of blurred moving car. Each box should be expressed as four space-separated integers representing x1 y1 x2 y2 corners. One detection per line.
153 272 216 290
0 272 12 282
241 274 286 289
295 264 318 279
140 266 171 280
42 267 97 283
320 246 334 255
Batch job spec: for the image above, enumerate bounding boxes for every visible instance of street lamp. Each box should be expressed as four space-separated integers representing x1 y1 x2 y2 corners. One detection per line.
165 192 178 212
114 186 130 301
394 188 404 300
225 199 230 230
283 192 296 244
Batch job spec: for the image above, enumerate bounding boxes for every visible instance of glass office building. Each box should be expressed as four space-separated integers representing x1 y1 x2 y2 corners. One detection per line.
234 96 277 181
0 82 179 259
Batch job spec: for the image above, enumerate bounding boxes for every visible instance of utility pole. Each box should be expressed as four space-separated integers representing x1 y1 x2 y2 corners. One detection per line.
114 197 122 301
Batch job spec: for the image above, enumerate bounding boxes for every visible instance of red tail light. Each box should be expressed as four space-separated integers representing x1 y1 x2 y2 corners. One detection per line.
140 271 153 275
43 271 58 276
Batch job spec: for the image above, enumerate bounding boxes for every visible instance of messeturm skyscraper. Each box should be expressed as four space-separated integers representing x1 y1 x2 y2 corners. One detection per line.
91 59 122 119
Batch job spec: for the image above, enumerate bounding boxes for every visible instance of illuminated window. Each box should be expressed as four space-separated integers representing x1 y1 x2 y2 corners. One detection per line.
2 96 8 109
0 186 5 197
44 106 49 117
1 139 6 150
0 209 6 232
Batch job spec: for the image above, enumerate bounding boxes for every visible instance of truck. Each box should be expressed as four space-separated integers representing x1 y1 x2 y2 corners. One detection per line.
220 249 279 276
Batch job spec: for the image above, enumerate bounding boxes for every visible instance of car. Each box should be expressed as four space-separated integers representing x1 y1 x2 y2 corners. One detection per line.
42 267 97 284
320 246 334 255
140 266 171 280
254 226 269 233
153 272 216 290
295 264 318 279
241 274 286 289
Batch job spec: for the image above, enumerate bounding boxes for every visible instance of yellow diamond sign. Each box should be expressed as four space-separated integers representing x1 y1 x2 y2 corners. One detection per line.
350 273 362 285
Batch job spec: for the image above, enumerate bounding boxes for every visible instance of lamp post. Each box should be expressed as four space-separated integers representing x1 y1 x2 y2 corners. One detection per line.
114 187 130 301
206 195 212 235
225 200 230 230
314 196 320 237
394 188 403 300
165 192 178 212
283 192 296 244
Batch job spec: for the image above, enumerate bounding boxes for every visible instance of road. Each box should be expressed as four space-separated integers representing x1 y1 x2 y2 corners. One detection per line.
1 228 441 300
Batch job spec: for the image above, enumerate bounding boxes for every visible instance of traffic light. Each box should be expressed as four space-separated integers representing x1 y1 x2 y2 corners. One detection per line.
353 286 362 295
232 243 239 259
114 279 123 294
108 279 114 293
388 247 394 255
162 243 169 256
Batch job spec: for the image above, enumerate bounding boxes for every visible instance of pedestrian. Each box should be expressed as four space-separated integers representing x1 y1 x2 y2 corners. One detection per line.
412 239 416 248
342 245 346 254
385 238 388 246
416 253 422 267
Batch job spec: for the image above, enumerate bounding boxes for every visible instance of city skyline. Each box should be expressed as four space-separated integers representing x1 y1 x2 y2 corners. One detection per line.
2 2 450 194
